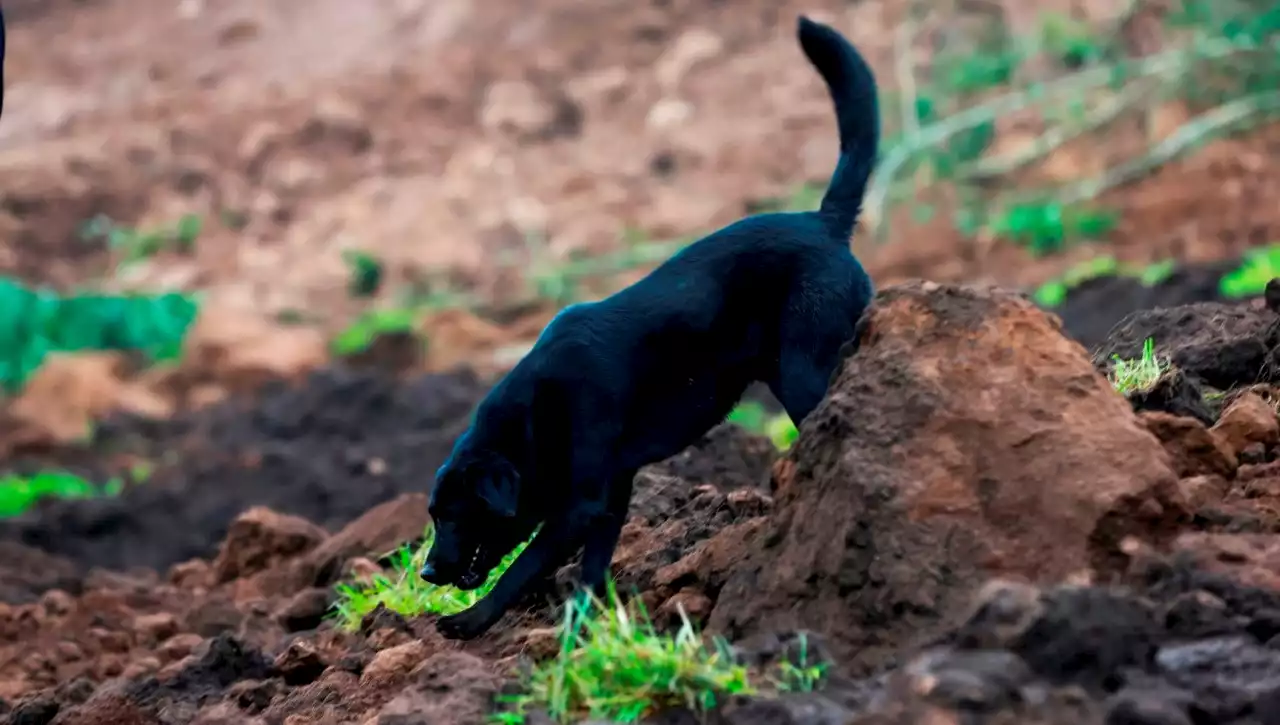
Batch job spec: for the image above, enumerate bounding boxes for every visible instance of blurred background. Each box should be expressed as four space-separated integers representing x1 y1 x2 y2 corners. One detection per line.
0 0 1276 386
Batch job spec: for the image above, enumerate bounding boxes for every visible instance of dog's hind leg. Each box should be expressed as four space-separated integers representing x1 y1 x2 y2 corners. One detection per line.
578 470 636 598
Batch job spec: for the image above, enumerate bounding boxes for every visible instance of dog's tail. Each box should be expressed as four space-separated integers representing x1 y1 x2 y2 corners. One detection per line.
797 16 879 239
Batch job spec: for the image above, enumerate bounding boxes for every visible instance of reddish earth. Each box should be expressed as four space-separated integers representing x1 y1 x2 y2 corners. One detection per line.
3 283 1280 724
4 0 1280 723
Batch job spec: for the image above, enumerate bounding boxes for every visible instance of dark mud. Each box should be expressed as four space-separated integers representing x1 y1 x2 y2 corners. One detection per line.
1049 260 1244 352
0 366 488 573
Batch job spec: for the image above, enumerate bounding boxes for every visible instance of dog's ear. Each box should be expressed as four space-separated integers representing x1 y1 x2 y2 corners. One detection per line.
476 459 520 519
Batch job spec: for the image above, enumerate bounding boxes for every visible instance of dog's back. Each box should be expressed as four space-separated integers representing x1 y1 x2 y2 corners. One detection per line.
525 17 881 470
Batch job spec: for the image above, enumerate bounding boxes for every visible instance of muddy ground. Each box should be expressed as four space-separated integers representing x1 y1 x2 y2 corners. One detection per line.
3 0 1280 723
3 282 1280 724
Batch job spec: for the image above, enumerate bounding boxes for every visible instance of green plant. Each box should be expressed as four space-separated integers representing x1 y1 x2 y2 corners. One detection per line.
330 526 530 630
81 214 203 263
986 200 1118 255
496 584 753 724
0 472 123 518
1109 338 1168 395
725 402 799 451
1219 244 1280 298
0 278 200 393
343 250 384 298
1032 255 1177 307
771 633 828 693
330 307 421 357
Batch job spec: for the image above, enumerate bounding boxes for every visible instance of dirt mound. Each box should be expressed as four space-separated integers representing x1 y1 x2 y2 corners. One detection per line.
0 365 488 575
1095 298 1280 391
650 282 1184 673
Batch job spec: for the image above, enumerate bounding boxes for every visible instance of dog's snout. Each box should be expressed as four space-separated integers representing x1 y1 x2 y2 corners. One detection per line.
419 562 439 583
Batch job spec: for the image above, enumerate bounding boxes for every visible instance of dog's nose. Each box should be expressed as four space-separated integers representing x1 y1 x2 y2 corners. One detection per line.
419 563 440 583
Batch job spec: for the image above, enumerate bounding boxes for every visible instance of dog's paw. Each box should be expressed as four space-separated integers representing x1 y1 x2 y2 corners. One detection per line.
436 603 499 640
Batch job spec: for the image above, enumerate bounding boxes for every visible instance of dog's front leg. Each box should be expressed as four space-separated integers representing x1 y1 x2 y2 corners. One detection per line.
577 471 636 599
436 518 585 640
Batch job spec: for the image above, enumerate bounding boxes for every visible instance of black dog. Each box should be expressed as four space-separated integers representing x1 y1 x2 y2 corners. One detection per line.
420 15 880 640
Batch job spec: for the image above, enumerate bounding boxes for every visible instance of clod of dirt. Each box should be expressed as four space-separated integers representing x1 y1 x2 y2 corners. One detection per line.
1124 368 1215 426
365 651 502 725
1095 302 1280 391
273 639 327 686
211 507 328 583
274 588 336 633
0 543 81 605
0 353 172 455
295 493 430 588
1140 412 1238 479
173 302 329 396
701 281 1186 672
1211 392 1280 458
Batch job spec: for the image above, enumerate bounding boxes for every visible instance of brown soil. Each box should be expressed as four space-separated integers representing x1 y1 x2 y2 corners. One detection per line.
1 0 1277 333
5 0 1280 723
3 285 1280 724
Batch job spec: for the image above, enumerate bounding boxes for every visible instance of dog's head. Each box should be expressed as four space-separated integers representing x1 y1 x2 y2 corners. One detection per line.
420 447 526 590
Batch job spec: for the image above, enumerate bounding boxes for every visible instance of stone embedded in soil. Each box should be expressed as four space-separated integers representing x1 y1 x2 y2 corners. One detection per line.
1094 301 1280 391
212 507 328 584
701 281 1186 672
1211 392 1280 457
1140 412 1238 479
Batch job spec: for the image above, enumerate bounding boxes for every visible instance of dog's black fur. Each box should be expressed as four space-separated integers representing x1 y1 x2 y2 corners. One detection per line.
420 15 880 640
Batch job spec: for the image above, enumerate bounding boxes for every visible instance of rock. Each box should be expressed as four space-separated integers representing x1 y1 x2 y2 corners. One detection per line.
298 493 429 586
276 587 336 632
1140 412 1238 479
360 640 430 690
212 507 327 583
369 651 501 724
1211 392 1279 456
705 282 1185 672
274 639 327 685
1094 302 1280 391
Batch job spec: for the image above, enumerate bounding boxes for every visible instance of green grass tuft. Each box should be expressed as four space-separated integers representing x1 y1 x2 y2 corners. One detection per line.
496 584 753 724
1108 338 1168 395
725 401 799 451
330 307 422 358
0 472 123 518
330 526 530 630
